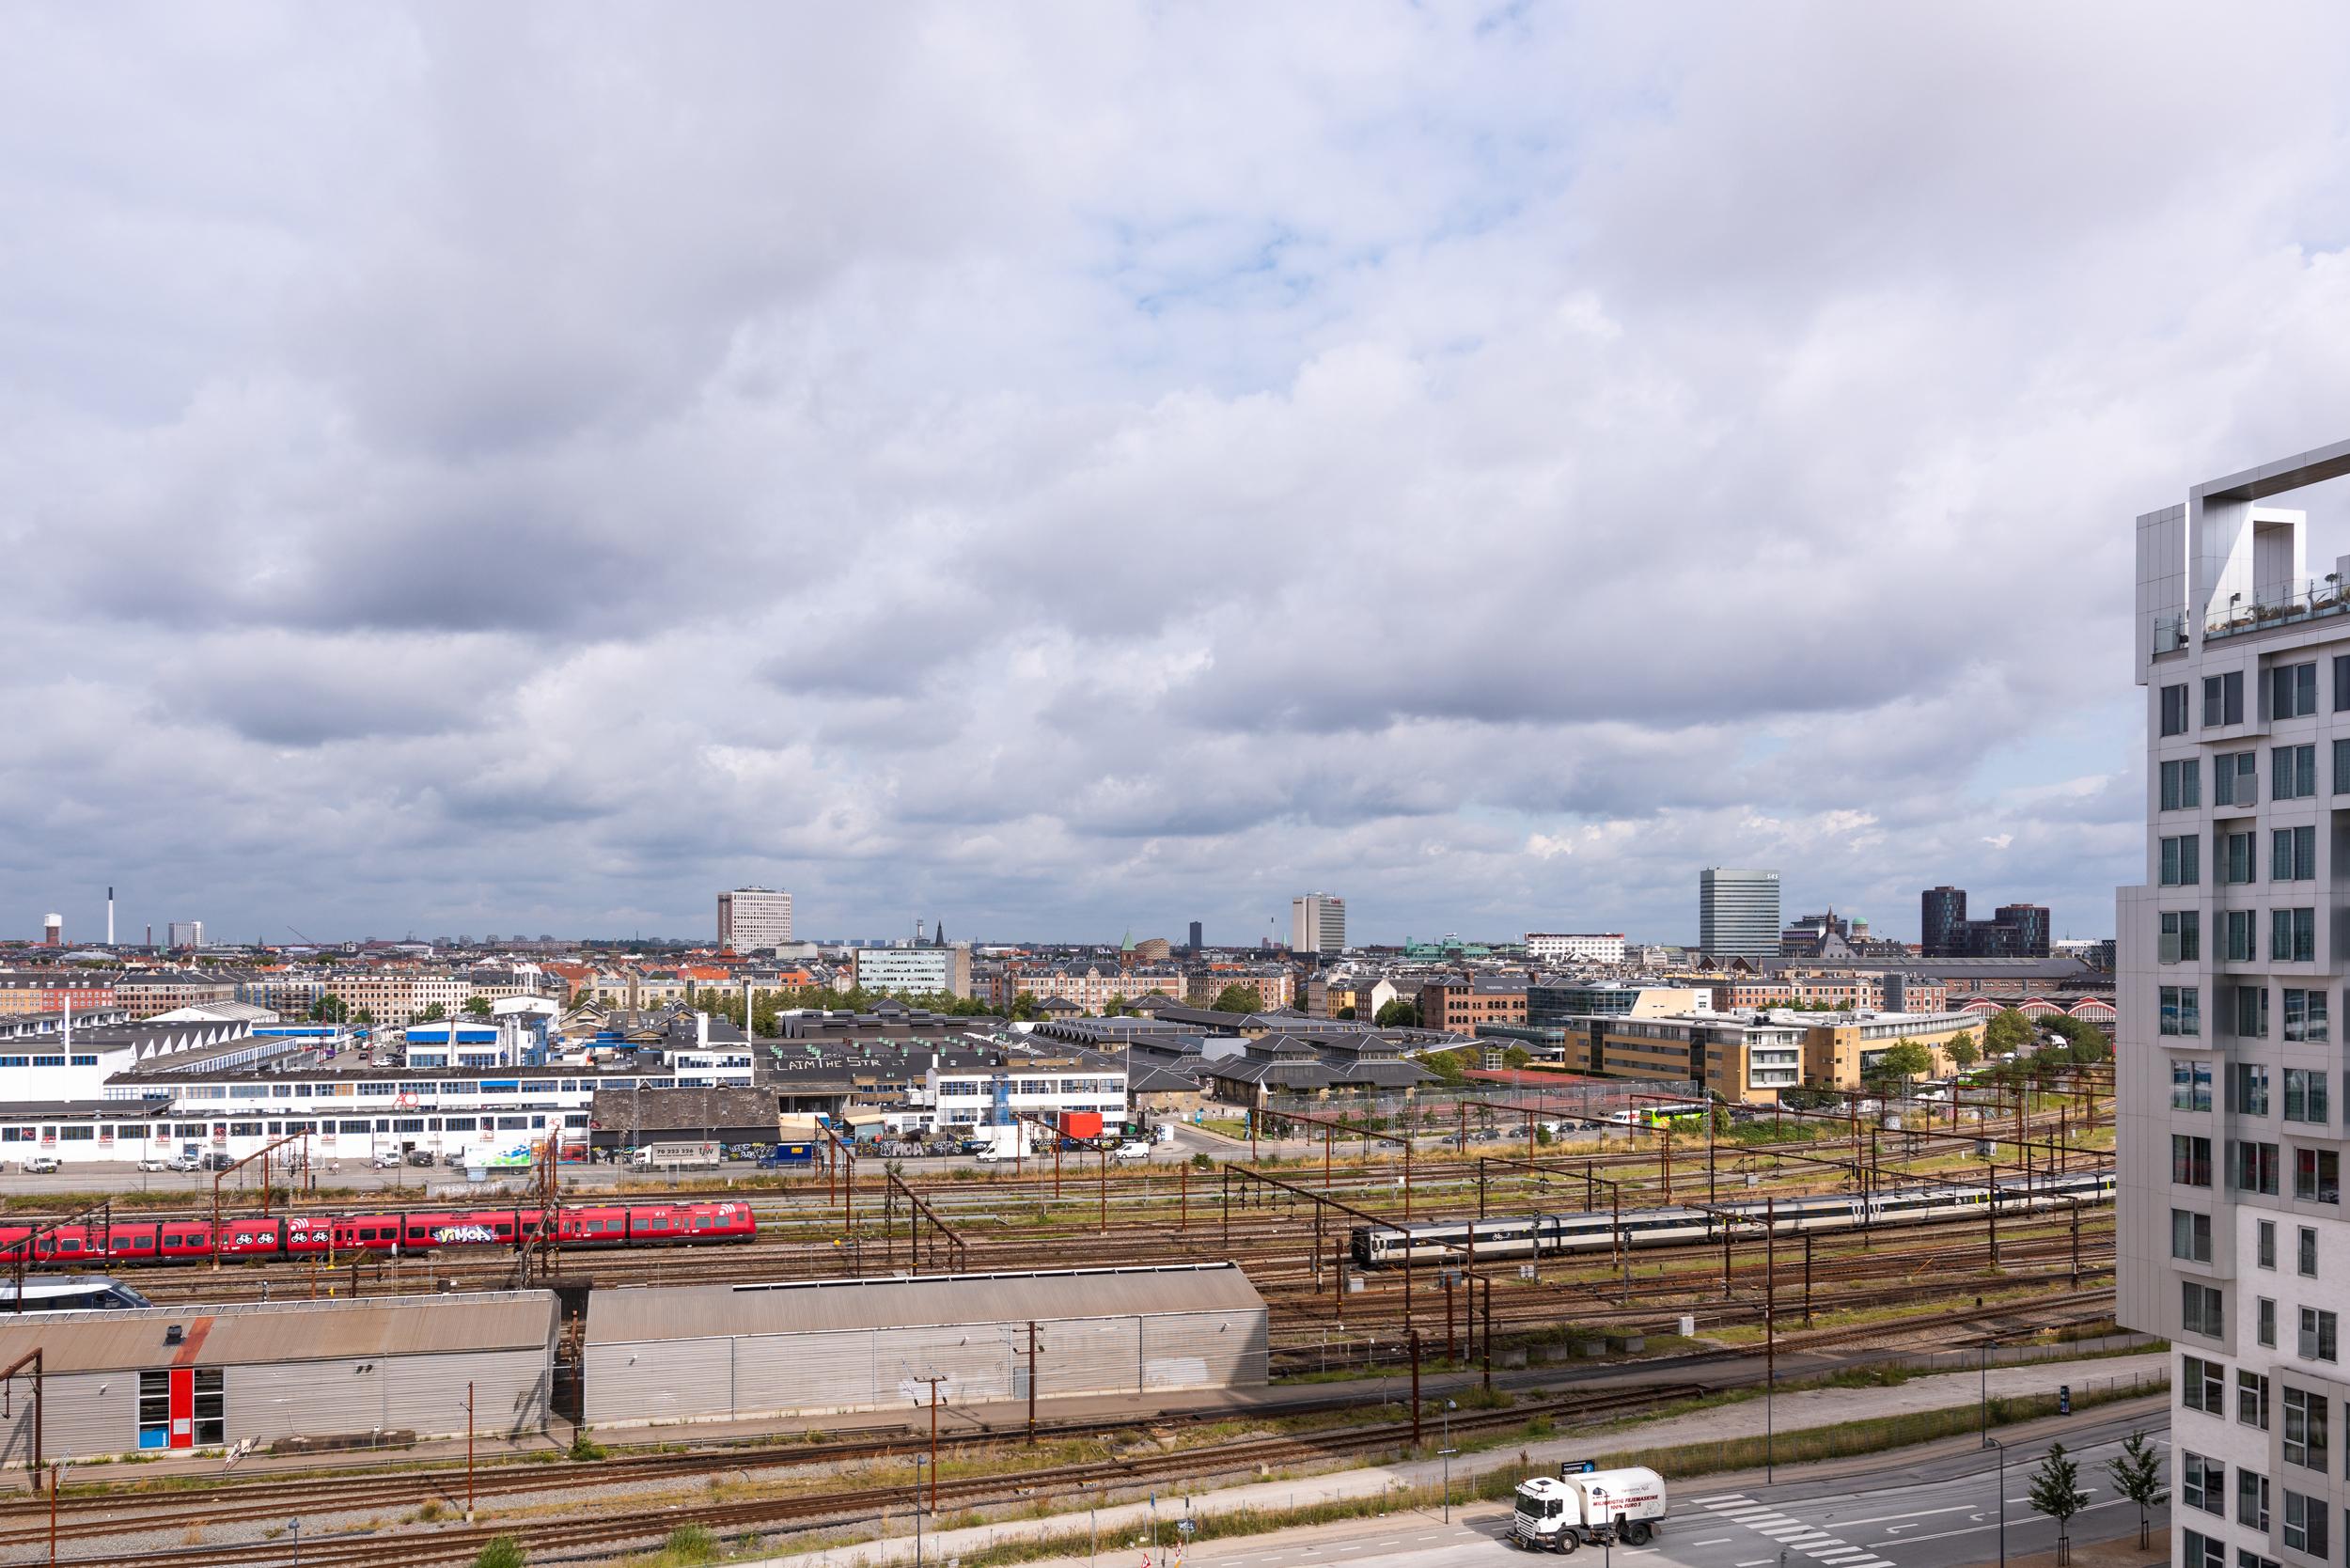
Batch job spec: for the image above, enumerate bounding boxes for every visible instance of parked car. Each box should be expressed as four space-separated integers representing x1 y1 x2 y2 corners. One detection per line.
406 1149 435 1168
372 1152 403 1169
137 1156 170 1173
1112 1141 1152 1162
199 1152 234 1171
20 1156 59 1175
164 1152 202 1173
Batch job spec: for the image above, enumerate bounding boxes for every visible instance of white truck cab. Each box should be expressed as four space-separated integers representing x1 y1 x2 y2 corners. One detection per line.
1511 1464 1667 1552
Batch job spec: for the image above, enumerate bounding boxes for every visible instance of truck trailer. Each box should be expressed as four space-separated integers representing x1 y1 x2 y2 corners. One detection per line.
1510 1464 1667 1551
971 1123 1041 1163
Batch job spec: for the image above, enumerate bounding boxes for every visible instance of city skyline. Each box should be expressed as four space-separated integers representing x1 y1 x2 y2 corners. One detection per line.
9 870 2112 951
7 8 2346 949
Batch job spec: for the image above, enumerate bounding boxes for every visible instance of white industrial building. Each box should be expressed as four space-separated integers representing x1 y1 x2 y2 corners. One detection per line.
922 1046 1128 1130
0 1293 556 1462
1525 932 1627 964
583 1265 1267 1428
854 944 973 997
0 1011 752 1169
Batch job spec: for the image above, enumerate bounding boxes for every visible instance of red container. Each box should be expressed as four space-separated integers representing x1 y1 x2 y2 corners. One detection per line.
1058 1110 1104 1140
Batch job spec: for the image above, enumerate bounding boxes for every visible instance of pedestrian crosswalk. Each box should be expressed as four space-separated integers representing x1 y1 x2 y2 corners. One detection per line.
1687 1494 1897 1568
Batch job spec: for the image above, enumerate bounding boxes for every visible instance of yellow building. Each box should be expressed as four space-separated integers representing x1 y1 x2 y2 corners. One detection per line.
1568 1007 1985 1105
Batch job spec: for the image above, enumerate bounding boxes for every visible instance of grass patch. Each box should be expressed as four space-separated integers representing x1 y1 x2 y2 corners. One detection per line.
1469 1377 2166 1493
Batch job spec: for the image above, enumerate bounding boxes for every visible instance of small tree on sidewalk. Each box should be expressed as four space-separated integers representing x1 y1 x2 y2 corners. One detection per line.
2029 1442 2092 1564
2105 1430 2167 1549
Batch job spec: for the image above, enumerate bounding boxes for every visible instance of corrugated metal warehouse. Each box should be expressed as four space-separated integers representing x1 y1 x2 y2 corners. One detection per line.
0 1291 557 1464
583 1263 1268 1429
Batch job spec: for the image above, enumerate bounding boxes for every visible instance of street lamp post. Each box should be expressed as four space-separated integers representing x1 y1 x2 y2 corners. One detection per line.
913 1454 928 1567
1980 1340 1990 1446
1983 1436 2007 1568
1441 1398 1458 1522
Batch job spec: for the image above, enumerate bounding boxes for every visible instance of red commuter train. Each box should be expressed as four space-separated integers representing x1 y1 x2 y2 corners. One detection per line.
0 1200 757 1265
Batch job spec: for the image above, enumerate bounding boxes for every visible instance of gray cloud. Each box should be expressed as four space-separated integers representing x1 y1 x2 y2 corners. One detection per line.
4 2 2346 945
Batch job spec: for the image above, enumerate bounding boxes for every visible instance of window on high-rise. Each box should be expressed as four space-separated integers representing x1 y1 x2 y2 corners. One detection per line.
2284 994 2331 1047
2236 1062 2271 1115
2238 1140 2280 1195
2234 983 2268 1038
2225 909 2257 961
2275 745 2318 799
2161 985 2201 1037
2286 1062 2331 1120
2272 906 2317 963
2183 1353 2225 1412
2295 1147 2340 1203
2239 1468 2271 1531
2285 1388 2328 1469
2181 1450 2224 1514
2173 1132 2213 1185
2273 824 2317 880
2216 749 2259 804
2184 1280 2225 1337
2162 910 2201 962
2206 671 2246 727
2162 682 2191 735
2284 1489 2326 1557
2273 661 2319 719
2161 757 2201 809
2303 1307 2340 1362
2221 831 2254 884
2173 1058 2212 1109
2172 1208 2213 1262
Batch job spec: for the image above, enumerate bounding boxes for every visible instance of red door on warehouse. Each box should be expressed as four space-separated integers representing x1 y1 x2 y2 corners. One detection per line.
137 1368 224 1450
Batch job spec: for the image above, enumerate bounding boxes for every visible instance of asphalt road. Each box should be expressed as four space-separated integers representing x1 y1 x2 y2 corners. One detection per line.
1163 1407 2170 1568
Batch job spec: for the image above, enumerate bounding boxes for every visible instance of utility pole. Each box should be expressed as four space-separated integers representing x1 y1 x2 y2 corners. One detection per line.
1408 1327 1423 1449
1763 1200 1776 1483
464 1381 476 1519
918 1374 946 1512
1026 1322 1038 1445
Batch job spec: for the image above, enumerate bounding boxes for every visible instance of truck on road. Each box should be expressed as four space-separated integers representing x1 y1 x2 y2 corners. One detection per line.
632 1141 723 1170
971 1123 1040 1163
1510 1464 1666 1552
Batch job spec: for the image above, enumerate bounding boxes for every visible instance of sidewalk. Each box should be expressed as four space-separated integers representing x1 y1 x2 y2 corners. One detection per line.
735 1351 2168 1568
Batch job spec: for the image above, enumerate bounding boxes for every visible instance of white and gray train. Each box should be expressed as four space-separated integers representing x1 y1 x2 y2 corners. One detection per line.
1349 1168 2115 1268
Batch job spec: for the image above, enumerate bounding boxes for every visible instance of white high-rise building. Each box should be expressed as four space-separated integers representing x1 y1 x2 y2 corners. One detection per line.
1697 870 1778 962
2123 438 2350 1568
1525 933 1627 965
165 920 203 950
1290 893 1346 956
716 887 793 953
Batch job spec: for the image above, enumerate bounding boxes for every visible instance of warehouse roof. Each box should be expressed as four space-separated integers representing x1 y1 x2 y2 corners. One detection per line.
588 1263 1265 1343
0 1290 556 1372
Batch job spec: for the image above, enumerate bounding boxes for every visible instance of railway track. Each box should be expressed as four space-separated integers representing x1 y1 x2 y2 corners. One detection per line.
0 1373 1544 1554
70 1380 1709 1568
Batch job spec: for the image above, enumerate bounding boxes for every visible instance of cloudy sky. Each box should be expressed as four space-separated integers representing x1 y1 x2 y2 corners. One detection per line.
8 3 2350 948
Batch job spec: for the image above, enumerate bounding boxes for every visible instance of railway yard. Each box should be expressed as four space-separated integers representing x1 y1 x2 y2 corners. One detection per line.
0 1089 2122 1566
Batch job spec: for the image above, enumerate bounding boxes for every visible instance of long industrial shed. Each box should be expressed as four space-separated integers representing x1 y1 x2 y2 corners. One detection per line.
582 1262 1269 1429
0 1291 558 1464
